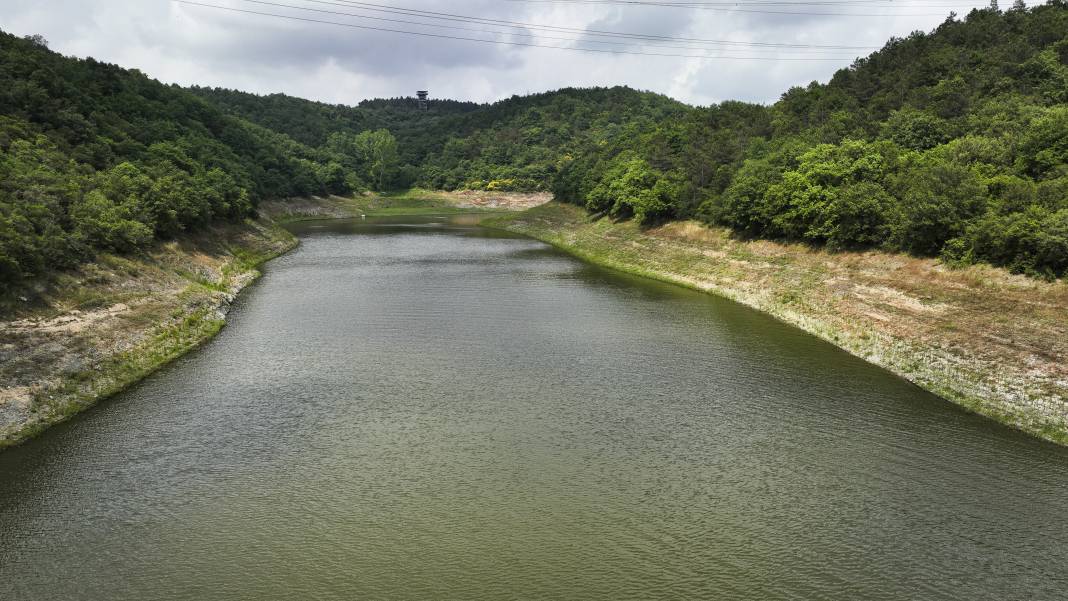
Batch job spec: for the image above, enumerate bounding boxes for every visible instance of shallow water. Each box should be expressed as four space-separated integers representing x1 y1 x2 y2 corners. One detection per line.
1 215 1066 600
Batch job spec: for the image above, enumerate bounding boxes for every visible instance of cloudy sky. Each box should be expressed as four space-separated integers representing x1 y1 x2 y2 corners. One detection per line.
1 0 1000 107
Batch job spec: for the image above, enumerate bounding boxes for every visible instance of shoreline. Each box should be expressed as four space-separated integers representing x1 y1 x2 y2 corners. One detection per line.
484 203 1068 446
0 217 298 450
5 194 1063 449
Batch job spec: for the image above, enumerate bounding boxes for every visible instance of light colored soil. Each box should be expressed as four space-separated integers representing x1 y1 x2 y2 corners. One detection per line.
0 218 296 449
434 189 552 210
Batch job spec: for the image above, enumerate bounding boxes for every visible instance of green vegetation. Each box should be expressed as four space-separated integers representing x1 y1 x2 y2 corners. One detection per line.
0 31 392 287
193 86 687 194
3 2 1068 290
193 4 1068 279
555 3 1068 278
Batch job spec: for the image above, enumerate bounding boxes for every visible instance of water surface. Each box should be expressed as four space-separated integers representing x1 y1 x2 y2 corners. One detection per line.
1 216 1066 600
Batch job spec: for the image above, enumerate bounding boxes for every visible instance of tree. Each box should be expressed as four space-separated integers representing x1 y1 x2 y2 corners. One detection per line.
1017 107 1068 178
353 129 399 190
585 153 674 224
888 155 987 255
882 108 953 151
21 34 47 47
70 190 153 252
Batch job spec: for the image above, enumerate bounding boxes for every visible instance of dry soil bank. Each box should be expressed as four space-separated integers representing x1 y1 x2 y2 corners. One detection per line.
0 217 297 449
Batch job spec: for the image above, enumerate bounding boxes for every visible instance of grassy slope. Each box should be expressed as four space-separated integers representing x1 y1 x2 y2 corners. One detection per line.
0 218 297 449
487 203 1068 444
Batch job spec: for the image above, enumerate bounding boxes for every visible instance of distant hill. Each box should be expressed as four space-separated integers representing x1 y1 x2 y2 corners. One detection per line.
187 87 376 147
192 85 689 191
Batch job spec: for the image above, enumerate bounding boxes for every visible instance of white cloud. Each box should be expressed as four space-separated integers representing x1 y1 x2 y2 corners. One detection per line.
0 0 998 106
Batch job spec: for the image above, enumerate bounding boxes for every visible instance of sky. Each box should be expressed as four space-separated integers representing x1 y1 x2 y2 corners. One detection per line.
0 0 1004 107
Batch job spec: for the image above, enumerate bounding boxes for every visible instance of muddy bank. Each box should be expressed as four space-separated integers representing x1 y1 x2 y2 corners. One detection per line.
487 203 1068 445
0 218 297 449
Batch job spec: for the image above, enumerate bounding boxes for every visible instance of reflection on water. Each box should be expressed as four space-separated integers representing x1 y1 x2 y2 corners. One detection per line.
1 216 1066 600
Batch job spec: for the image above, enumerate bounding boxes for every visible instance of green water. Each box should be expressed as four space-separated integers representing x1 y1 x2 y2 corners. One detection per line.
1 216 1066 600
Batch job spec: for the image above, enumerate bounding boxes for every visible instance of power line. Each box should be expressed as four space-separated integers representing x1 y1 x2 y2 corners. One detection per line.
174 0 868 59
290 0 883 48
504 0 984 6
231 0 862 54
501 0 982 16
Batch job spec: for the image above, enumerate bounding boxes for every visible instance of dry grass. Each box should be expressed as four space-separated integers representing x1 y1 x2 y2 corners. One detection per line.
425 189 552 210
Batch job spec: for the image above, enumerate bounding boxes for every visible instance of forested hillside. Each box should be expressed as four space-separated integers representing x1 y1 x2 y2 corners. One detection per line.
193 86 688 192
2 1 1067 286
560 2 1068 278
0 31 400 285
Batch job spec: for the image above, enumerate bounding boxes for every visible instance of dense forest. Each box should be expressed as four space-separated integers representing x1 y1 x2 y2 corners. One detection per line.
0 31 406 283
192 86 687 192
2 1 1067 285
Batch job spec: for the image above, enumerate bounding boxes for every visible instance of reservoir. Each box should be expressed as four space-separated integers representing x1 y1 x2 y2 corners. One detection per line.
1 216 1066 600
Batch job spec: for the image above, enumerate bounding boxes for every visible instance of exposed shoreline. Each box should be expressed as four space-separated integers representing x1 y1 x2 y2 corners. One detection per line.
0 217 298 449
484 203 1068 445
4 194 1064 449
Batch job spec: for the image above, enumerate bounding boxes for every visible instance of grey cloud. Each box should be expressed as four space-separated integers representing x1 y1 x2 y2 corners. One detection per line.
169 1 529 74
0 0 998 106
578 5 695 50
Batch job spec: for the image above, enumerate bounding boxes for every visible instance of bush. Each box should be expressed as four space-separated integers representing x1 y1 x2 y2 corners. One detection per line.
882 108 953 151
71 191 153 252
957 207 1068 277
888 156 987 255
584 153 675 224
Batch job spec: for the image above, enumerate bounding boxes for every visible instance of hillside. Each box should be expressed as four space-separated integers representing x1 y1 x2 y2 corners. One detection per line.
559 3 1068 278
188 87 481 148
0 31 409 292
192 85 689 191
194 3 1067 279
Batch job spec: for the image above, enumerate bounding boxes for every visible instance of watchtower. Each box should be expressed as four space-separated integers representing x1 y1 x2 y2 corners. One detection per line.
416 90 429 111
